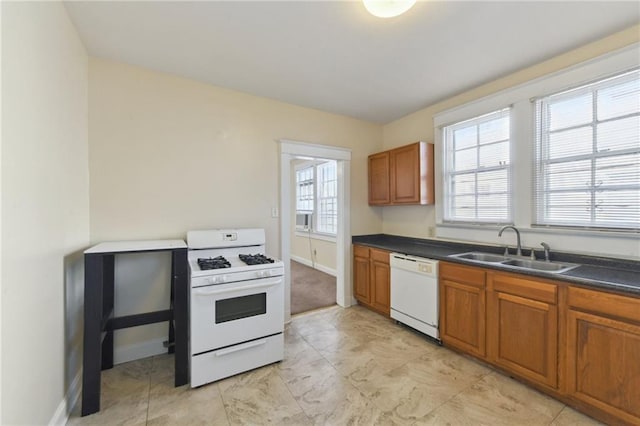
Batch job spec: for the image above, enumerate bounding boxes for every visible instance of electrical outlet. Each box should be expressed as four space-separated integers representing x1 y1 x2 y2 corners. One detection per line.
428 226 435 237
313 249 317 256
271 207 279 218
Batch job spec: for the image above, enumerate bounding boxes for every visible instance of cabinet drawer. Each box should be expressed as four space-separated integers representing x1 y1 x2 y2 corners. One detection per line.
354 245 370 258
568 286 640 323
370 248 390 263
440 262 485 287
489 273 557 305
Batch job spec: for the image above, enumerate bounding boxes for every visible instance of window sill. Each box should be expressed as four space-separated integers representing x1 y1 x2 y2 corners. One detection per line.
437 222 639 239
294 230 337 243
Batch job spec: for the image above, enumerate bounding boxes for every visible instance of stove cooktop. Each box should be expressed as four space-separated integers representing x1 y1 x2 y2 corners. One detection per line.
194 253 277 271
239 254 275 265
197 256 231 270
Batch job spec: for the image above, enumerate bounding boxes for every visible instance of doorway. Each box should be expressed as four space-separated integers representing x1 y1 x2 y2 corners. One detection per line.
279 140 352 322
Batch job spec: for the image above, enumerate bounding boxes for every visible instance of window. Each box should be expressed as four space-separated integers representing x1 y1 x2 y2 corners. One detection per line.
295 167 314 213
316 161 337 234
534 69 640 230
443 108 511 224
295 160 338 235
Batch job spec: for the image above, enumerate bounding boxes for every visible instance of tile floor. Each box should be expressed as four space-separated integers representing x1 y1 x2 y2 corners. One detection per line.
68 305 602 425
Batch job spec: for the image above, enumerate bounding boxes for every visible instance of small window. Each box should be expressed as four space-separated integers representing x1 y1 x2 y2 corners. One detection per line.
443 108 512 224
316 161 337 234
534 69 640 230
295 166 314 213
295 160 337 236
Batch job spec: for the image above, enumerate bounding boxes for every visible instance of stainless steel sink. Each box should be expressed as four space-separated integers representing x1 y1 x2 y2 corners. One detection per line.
448 251 579 274
501 258 579 273
451 252 510 263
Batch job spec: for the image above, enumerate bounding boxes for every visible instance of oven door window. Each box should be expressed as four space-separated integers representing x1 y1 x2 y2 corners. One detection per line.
215 293 267 324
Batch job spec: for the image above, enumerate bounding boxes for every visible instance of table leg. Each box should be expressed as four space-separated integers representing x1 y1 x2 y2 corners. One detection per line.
102 255 115 370
172 248 188 386
82 254 104 416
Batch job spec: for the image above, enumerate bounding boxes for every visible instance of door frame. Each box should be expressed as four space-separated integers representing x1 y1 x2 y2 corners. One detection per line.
279 139 352 322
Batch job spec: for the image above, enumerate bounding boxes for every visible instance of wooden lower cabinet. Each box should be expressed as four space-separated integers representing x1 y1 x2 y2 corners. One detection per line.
439 262 640 425
352 245 390 316
566 287 640 425
370 250 391 314
439 262 486 358
353 246 371 303
487 272 559 389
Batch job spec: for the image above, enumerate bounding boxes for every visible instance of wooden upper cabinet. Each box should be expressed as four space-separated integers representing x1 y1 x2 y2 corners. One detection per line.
368 151 390 205
368 142 434 206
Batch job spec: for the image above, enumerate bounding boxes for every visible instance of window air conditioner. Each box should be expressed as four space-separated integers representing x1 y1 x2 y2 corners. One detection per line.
295 213 312 231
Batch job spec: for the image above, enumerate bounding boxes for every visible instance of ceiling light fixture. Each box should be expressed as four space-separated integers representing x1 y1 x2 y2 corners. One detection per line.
363 0 416 18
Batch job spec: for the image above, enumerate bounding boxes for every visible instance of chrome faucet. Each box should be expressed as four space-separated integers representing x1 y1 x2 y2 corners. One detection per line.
498 225 522 256
540 242 551 261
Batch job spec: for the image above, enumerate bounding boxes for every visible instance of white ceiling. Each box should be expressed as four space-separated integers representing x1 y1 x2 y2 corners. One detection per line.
64 1 640 124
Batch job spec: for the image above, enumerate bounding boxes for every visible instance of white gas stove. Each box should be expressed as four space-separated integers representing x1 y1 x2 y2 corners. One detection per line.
187 228 284 387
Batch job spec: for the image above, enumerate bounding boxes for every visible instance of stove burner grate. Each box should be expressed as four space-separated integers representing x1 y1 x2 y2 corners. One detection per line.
198 256 231 270
239 254 275 265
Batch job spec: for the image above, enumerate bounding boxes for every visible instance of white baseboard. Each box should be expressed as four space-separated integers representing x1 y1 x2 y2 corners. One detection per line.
49 370 82 426
290 255 336 277
114 336 168 365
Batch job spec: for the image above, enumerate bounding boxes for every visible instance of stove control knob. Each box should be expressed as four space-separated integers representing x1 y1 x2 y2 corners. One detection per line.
216 275 227 284
207 277 215 284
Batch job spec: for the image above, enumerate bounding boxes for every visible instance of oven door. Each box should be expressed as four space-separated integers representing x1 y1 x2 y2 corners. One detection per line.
190 276 284 354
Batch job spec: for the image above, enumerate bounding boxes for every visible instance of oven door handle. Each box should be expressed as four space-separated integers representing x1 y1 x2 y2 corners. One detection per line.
215 339 267 357
194 278 282 296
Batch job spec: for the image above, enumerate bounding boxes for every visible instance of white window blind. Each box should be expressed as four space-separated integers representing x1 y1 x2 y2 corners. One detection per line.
534 69 640 230
316 161 337 234
443 108 512 224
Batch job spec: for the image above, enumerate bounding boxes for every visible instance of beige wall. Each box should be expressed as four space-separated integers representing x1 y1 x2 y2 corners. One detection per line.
291 234 337 272
381 25 640 247
1 1 89 424
89 58 382 354
89 58 382 246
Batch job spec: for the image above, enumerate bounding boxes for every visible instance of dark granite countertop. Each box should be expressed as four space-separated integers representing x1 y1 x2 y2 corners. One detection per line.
352 234 640 296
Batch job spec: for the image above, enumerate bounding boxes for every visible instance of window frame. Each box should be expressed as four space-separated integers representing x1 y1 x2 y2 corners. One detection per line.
294 160 338 238
443 108 513 225
432 44 639 258
533 68 640 231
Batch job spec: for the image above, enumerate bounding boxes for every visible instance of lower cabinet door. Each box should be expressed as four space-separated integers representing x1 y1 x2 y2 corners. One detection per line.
370 258 390 315
440 279 486 357
353 255 370 304
489 291 558 388
566 309 640 424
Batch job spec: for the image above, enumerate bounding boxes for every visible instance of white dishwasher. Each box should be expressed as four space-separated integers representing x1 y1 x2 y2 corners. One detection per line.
390 253 440 341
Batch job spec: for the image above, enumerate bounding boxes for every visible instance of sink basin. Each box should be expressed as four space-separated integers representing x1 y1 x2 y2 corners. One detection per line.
501 259 579 273
448 251 580 274
450 252 509 263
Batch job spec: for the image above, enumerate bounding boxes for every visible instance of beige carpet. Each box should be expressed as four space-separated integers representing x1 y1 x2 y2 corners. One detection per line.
290 260 336 315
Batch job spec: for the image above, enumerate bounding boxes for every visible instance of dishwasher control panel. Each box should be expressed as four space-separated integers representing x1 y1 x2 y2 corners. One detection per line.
390 253 438 277
418 263 433 274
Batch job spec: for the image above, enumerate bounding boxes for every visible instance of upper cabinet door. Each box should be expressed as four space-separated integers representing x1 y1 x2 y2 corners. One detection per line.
368 151 390 205
368 142 434 206
390 143 421 204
